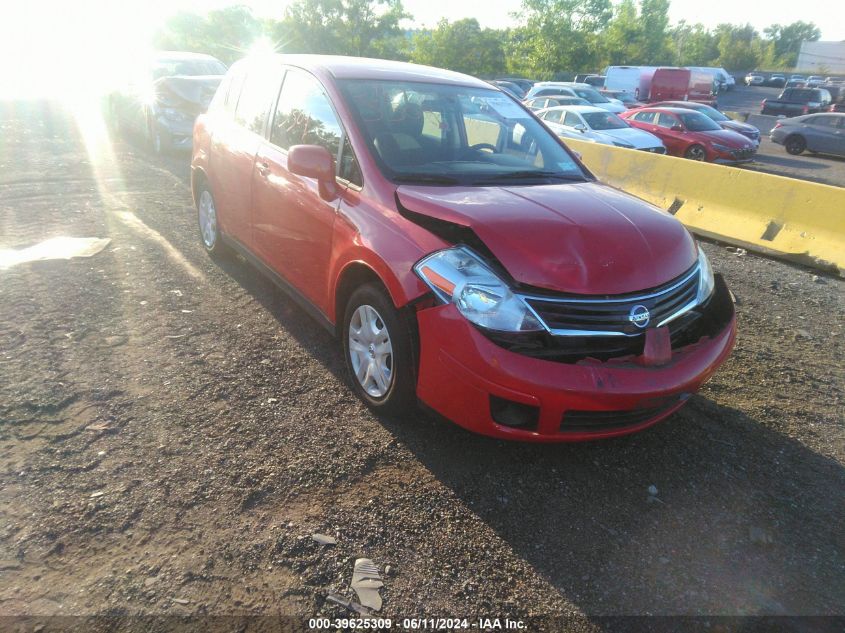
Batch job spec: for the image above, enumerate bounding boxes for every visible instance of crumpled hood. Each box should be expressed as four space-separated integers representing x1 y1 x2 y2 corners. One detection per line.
397 181 697 295
155 75 223 112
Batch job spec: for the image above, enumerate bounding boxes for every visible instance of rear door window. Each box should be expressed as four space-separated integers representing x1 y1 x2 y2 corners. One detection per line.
632 111 656 124
234 63 282 134
563 112 581 127
656 113 679 128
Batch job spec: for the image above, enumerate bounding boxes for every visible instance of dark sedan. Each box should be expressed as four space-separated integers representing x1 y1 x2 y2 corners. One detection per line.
647 101 760 147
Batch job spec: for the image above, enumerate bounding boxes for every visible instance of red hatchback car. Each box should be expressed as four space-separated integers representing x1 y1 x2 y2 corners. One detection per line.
620 106 756 163
191 55 736 442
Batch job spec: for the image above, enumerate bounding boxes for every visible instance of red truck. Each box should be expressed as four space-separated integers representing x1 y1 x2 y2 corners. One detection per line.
688 69 718 106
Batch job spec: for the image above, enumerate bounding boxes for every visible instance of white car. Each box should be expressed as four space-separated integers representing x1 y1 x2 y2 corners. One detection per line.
746 73 765 86
525 82 626 114
537 105 666 153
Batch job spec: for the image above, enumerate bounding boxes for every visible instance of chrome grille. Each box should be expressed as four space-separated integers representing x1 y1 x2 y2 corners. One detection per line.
521 265 700 336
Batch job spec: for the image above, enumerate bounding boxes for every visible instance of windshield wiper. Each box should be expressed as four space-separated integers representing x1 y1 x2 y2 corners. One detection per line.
472 171 586 184
393 174 461 185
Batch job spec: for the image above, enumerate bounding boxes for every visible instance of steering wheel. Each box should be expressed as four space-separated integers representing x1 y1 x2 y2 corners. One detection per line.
469 143 497 153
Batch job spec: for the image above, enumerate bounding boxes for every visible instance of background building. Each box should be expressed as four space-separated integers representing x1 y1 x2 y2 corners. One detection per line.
796 41 845 73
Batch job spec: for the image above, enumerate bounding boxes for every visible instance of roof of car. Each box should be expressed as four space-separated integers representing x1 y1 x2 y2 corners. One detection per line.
543 105 608 114
257 54 490 88
628 106 704 115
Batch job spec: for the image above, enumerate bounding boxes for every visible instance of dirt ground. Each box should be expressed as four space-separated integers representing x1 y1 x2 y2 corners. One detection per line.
0 101 843 632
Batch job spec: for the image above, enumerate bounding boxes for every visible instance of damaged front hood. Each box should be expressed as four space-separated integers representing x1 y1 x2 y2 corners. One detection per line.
396 182 697 295
155 75 222 112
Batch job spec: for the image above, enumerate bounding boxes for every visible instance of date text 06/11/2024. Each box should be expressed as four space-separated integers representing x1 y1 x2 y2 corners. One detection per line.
308 617 527 629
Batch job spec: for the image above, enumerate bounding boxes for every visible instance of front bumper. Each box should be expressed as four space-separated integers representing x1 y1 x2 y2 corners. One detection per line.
155 117 196 151
415 277 736 442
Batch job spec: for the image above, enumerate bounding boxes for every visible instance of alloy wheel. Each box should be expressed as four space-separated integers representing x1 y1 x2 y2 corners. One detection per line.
347 304 393 398
198 189 217 249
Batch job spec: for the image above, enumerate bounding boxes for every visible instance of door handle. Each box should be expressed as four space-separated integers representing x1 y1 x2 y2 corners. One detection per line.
257 162 271 177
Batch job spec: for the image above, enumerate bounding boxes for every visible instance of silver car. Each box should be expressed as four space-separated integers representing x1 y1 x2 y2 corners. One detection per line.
769 113 845 156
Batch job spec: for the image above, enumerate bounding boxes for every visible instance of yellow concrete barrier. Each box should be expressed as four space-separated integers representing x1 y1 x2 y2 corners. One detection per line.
565 138 845 275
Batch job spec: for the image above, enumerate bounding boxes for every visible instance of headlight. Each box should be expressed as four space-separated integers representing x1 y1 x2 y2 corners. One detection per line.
612 140 635 148
711 143 732 152
696 245 715 303
414 247 543 332
161 108 190 122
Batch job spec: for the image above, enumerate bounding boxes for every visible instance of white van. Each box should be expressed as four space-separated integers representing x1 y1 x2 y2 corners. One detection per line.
604 66 655 100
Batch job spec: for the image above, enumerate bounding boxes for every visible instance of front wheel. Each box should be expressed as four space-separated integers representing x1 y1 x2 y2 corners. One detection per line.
684 144 707 161
784 135 806 155
342 284 416 414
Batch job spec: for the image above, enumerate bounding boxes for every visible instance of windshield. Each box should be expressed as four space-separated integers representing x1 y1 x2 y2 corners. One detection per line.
582 111 628 130
572 87 610 104
339 79 587 186
678 111 722 131
692 104 728 122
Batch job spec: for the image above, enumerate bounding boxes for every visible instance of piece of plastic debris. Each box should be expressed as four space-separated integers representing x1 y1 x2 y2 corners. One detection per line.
0 237 111 269
312 533 337 546
171 598 190 605
326 592 370 615
89 491 105 499
647 485 658 496
351 558 384 611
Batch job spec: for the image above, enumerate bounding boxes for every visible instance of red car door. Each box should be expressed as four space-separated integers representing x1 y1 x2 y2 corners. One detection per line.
251 69 345 314
654 112 687 155
208 62 280 247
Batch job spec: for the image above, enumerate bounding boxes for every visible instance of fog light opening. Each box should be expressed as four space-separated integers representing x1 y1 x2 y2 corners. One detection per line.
490 396 539 430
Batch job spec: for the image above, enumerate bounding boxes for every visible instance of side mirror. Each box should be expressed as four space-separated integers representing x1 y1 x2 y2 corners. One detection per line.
574 123 587 132
288 144 338 200
671 124 684 132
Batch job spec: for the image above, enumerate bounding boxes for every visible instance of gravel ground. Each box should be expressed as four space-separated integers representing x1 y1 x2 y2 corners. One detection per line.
1 101 844 631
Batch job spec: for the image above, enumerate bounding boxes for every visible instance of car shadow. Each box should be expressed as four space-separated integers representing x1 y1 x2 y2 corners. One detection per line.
751 153 830 170
379 396 845 616
205 254 844 616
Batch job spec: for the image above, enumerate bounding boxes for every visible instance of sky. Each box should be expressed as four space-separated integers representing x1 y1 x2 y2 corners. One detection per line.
0 0 842 99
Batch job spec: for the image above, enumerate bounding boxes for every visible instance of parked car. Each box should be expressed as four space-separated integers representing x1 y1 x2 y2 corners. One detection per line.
647 101 761 147
495 77 536 94
806 75 824 87
538 106 666 152
768 74 787 87
109 51 226 154
769 113 845 156
524 95 591 111
599 89 643 108
192 54 736 441
525 82 626 113
490 80 525 99
583 75 605 88
784 79 806 89
746 72 765 86
620 107 756 163
761 87 833 117
790 74 806 81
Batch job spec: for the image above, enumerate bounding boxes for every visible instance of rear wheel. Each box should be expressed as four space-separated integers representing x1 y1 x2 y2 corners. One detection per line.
784 135 806 155
196 184 228 257
342 283 415 414
684 144 707 161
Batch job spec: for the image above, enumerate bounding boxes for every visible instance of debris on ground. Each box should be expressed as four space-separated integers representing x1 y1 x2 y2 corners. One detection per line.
0 237 111 269
326 592 370 615
351 558 384 611
312 533 336 546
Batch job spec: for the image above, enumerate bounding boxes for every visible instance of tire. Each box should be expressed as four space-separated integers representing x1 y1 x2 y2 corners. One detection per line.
196 183 228 257
342 283 416 415
784 135 806 155
684 144 707 161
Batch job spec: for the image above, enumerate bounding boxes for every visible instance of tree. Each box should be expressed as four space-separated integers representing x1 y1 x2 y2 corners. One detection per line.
639 0 671 64
411 19 505 76
154 6 262 64
669 21 718 66
272 0 410 59
714 23 763 70
764 21 821 68
510 0 613 78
